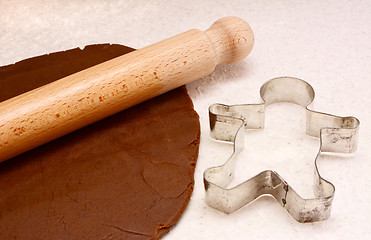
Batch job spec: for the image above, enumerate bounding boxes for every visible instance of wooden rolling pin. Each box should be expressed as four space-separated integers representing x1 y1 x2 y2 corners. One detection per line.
0 16 254 163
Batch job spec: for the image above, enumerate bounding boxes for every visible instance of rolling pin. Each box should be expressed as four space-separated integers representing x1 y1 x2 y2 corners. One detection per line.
0 16 254 163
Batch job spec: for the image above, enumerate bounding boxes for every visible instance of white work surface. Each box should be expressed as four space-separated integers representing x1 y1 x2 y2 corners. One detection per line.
1 0 370 239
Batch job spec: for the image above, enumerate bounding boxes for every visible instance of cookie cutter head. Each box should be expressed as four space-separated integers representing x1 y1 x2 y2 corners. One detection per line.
204 77 359 222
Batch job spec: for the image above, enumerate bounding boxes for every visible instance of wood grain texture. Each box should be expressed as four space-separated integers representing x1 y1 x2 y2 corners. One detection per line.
0 16 254 163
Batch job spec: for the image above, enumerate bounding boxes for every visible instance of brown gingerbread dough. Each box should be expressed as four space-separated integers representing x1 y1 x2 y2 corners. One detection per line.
0 44 200 239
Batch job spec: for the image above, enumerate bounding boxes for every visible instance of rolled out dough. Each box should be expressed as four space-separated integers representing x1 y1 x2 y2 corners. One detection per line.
0 44 200 240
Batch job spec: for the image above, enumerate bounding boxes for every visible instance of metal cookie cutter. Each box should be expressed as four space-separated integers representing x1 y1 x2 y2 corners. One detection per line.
204 77 360 222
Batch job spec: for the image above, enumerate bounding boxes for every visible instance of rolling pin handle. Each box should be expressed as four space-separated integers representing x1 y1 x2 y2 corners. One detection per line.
205 16 254 64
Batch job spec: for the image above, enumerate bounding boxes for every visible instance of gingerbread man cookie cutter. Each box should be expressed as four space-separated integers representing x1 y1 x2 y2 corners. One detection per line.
204 77 360 222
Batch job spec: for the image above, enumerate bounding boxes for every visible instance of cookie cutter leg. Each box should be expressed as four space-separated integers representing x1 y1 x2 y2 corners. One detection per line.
204 77 360 222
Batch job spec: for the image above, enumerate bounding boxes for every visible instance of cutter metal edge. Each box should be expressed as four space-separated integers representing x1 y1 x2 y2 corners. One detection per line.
203 77 360 223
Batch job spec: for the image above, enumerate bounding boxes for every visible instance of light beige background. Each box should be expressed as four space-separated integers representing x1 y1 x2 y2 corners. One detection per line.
1 1 370 239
